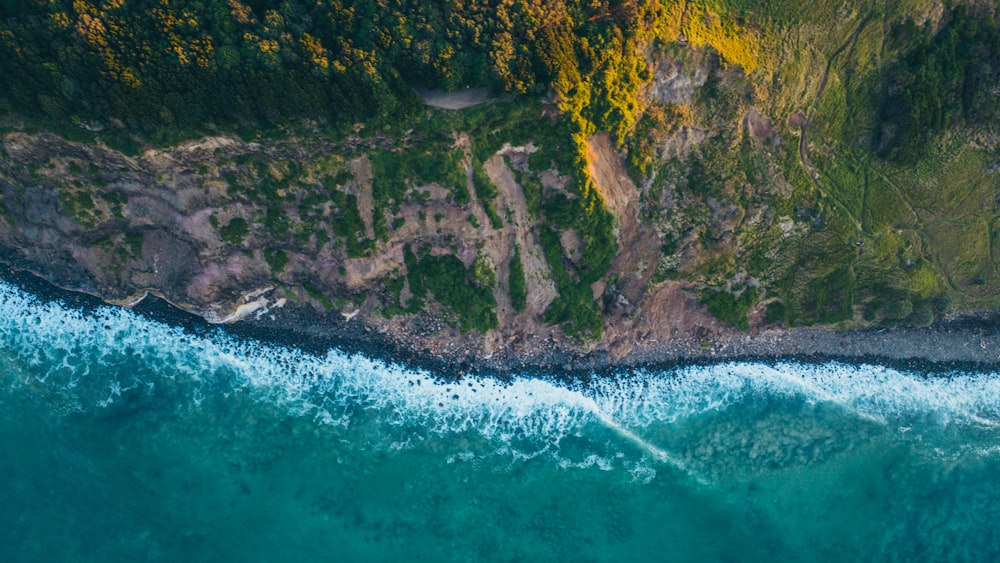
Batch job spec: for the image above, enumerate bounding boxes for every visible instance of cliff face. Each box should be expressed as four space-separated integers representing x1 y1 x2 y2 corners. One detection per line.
1 133 285 316
0 125 731 363
0 46 743 363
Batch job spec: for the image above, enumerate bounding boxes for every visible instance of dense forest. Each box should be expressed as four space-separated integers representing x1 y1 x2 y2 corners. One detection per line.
877 5 1000 162
0 0 670 148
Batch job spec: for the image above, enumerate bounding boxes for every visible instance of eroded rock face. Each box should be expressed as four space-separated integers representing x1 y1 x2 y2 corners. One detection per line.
744 109 780 146
650 57 710 105
0 129 728 363
483 150 558 316
0 132 275 314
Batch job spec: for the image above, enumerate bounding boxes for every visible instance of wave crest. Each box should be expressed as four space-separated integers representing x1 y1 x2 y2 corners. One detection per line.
2 281 998 479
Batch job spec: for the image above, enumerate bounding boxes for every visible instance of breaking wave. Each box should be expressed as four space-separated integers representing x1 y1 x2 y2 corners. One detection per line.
2 280 999 481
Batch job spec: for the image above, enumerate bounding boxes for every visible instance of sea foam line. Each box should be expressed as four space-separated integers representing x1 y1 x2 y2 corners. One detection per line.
2 280 1000 462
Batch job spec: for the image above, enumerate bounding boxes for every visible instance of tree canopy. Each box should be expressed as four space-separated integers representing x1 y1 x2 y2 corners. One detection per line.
0 0 681 142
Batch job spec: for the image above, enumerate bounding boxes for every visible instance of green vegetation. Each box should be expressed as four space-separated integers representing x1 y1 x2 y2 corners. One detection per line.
539 229 604 340
99 191 126 218
876 6 1000 163
700 286 759 331
0 0 641 337
539 178 617 287
630 2 1000 331
0 0 678 149
58 188 97 229
264 249 289 274
473 253 496 288
801 268 855 326
303 282 333 311
323 175 373 258
473 160 503 229
219 217 249 245
263 207 289 236
124 232 144 257
909 303 935 328
380 275 409 319
681 1 760 72
403 245 497 334
4 0 1000 339
764 300 787 325
371 148 467 205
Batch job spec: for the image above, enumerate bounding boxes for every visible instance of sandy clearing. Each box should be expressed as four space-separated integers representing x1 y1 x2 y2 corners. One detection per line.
586 133 638 240
600 280 731 359
343 244 404 290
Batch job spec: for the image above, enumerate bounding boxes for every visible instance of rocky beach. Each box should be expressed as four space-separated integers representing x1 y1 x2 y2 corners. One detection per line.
4 256 998 383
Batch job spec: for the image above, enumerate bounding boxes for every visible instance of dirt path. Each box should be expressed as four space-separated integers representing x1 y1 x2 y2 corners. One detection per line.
788 111 817 180
797 13 874 158
792 14 874 233
814 13 874 107
414 86 496 110
799 13 871 178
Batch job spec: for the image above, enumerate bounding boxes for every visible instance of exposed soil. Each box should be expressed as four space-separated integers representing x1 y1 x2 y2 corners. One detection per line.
346 156 375 239
587 134 660 305
788 110 818 180
5 90 999 381
744 108 779 144
484 149 558 316
582 133 730 359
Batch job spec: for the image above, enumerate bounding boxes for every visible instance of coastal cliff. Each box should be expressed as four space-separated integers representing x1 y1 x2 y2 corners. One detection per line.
1 1 999 372
2 113 1000 375
0 124 729 366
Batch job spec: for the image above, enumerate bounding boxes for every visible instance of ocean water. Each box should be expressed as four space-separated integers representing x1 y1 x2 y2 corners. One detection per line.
1 281 999 562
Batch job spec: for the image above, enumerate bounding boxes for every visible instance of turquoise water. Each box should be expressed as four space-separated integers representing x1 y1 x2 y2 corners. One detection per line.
2 281 1000 561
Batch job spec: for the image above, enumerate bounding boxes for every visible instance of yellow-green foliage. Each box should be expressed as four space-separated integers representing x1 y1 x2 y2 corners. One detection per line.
655 1 686 42
903 265 939 301
473 253 495 288
682 1 760 73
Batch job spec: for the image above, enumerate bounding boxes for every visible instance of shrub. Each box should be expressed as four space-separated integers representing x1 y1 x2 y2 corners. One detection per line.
404 245 498 333
909 303 935 328
264 249 289 273
220 217 249 245
700 285 759 331
509 247 527 312
885 299 914 321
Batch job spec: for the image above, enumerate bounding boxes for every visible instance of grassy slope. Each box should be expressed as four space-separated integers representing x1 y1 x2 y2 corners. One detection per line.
645 0 999 329
799 0 1000 315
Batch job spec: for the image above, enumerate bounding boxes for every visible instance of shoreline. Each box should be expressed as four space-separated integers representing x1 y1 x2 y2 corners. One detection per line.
2 261 999 380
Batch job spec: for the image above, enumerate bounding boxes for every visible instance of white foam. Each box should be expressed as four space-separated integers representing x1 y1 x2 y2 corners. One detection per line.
589 361 1000 430
2 280 1000 475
